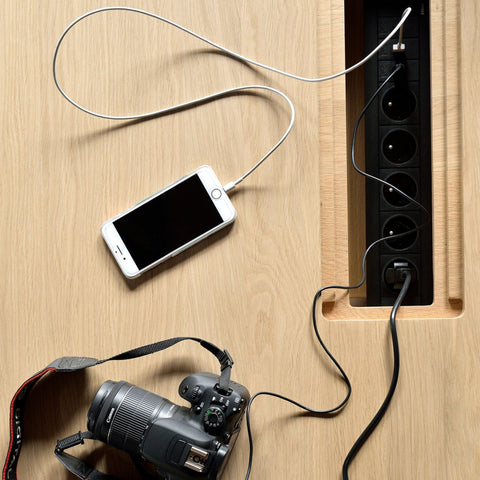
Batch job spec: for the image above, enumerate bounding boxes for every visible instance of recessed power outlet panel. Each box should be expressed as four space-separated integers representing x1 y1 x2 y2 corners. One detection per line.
363 0 433 306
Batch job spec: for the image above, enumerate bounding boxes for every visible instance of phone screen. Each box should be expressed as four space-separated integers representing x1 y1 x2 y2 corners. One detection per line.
113 174 223 269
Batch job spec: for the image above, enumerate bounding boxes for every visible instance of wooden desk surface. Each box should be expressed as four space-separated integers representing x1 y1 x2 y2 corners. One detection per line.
1 1 478 479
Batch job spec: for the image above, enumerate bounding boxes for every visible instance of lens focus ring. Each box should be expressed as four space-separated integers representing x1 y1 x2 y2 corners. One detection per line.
88 381 169 455
108 385 166 452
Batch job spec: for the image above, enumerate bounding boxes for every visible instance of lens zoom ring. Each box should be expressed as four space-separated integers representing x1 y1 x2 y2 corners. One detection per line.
109 387 164 453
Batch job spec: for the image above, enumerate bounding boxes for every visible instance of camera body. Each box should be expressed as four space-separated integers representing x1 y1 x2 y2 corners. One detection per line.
87 372 250 480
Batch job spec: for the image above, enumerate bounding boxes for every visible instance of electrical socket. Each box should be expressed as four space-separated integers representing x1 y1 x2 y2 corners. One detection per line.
363 0 433 306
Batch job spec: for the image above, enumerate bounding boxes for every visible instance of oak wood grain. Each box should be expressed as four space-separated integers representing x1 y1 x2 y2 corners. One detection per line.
1 1 478 479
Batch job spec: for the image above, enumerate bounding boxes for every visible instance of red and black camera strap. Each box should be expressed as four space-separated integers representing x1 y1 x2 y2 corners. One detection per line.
2 337 234 480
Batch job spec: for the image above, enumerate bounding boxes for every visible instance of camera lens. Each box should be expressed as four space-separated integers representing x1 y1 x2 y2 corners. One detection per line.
87 381 172 455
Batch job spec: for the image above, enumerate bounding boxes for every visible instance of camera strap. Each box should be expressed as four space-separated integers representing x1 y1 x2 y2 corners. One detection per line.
2 336 234 480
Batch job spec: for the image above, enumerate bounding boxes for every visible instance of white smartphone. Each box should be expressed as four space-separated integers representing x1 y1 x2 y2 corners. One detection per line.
101 165 236 278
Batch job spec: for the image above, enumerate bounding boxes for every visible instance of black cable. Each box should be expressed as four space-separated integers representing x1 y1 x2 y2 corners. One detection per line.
244 385 351 479
244 70 400 480
244 64 428 479
341 270 412 479
313 64 424 479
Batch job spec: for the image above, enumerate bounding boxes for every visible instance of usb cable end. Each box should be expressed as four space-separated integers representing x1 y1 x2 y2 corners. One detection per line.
223 181 236 194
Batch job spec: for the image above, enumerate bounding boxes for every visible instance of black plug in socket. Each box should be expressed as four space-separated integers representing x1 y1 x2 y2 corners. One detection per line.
385 261 417 290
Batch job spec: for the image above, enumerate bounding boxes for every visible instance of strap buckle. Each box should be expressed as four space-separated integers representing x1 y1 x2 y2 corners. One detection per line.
56 431 87 452
218 349 234 371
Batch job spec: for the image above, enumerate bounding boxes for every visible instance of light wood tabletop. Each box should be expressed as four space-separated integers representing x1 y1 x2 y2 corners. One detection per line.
1 1 478 479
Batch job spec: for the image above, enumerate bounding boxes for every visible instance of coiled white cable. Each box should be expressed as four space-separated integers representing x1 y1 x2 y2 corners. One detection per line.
52 6 412 190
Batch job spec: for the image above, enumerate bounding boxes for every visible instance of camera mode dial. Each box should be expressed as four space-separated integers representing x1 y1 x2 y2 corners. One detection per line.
203 406 225 431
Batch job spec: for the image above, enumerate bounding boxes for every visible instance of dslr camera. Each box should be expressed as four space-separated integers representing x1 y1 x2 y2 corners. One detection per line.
86 372 250 479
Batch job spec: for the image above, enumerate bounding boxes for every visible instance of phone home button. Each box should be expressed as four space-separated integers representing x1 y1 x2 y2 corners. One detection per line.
211 188 222 199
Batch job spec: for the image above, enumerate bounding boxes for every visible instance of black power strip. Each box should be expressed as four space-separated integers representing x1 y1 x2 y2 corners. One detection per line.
364 0 433 306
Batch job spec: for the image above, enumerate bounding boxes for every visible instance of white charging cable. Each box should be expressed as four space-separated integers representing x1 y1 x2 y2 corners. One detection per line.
52 6 412 191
